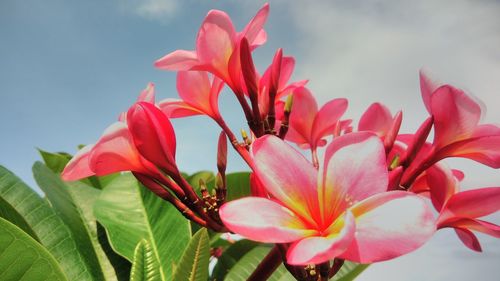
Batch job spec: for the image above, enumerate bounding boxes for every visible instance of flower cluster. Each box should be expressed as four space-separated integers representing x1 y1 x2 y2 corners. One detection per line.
62 3 500 279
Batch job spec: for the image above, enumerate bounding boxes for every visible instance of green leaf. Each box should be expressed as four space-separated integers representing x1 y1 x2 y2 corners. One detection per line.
332 262 369 281
225 246 295 281
187 171 215 191
0 165 94 281
37 148 72 174
172 229 210 281
210 240 258 281
130 240 162 281
0 217 68 281
0 195 38 238
94 173 191 281
224 172 251 201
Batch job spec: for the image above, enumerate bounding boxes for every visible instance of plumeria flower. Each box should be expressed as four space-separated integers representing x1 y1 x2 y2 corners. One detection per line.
420 71 500 168
159 71 224 122
155 3 269 94
358 102 402 152
220 133 435 265
285 87 349 153
416 163 500 251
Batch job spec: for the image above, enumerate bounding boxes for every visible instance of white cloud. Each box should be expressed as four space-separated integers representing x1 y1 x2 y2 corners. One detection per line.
121 0 180 22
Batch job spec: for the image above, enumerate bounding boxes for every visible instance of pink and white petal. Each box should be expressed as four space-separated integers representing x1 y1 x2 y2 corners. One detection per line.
288 87 318 145
454 228 482 252
219 197 314 243
340 191 435 263
176 71 212 112
278 56 296 89
158 99 205 118
252 136 320 227
431 85 482 148
435 135 500 168
196 10 236 74
208 76 224 119
137 83 155 103
154 50 199 71
61 144 96 181
439 187 500 221
240 3 269 46
358 103 393 137
322 132 388 222
311 98 348 147
419 70 441 113
89 122 147 175
287 212 355 265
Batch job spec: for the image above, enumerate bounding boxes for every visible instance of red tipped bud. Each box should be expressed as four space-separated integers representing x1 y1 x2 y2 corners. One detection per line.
217 131 227 174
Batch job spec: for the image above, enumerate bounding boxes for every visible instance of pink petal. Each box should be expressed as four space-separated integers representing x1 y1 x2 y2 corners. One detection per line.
444 218 500 238
435 135 500 168
286 211 355 265
196 9 236 77
250 173 268 198
425 163 459 211
127 102 177 174
61 144 95 181
158 99 205 118
439 187 500 221
311 98 348 149
358 103 393 137
321 132 388 224
154 50 199 71
137 82 156 103
89 122 149 175
419 70 440 113
278 57 296 90
176 71 219 117
431 85 481 149
455 228 482 252
287 87 318 146
251 135 320 228
340 191 435 263
219 197 315 243
240 3 269 47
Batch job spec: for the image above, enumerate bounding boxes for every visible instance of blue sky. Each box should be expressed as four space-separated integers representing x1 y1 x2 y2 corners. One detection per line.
1 0 499 280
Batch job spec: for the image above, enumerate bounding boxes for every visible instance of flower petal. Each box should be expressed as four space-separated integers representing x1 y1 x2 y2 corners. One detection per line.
454 228 482 252
286 211 355 265
322 132 388 223
287 87 318 146
435 134 500 168
419 70 440 113
442 218 500 238
439 187 500 222
127 102 177 174
252 135 320 227
61 144 95 181
358 103 393 137
219 197 315 243
425 163 459 211
176 71 215 115
311 98 348 148
158 99 205 118
154 50 199 71
340 191 435 263
240 3 269 47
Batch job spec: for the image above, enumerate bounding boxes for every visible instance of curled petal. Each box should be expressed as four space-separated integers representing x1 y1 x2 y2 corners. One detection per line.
455 228 482 252
219 197 315 243
154 50 199 71
287 211 355 265
419 70 440 113
311 98 348 148
240 3 269 47
137 82 156 104
340 191 435 263
426 163 459 211
176 71 222 118
158 99 205 118
61 144 95 181
442 218 500 238
322 132 388 223
127 102 177 174
252 136 319 227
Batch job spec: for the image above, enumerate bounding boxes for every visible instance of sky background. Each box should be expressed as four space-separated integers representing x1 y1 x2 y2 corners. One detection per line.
1 0 499 280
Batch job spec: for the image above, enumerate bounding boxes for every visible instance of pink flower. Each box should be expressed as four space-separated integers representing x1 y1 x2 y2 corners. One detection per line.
285 87 349 151
420 71 500 168
158 71 224 122
155 4 269 93
220 133 434 265
418 163 500 251
358 102 402 152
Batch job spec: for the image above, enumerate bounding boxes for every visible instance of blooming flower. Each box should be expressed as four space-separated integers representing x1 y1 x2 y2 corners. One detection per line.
155 3 269 93
220 133 435 265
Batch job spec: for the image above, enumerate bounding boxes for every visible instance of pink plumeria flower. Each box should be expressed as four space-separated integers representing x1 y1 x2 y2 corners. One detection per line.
118 82 156 121
286 87 349 152
420 71 500 168
155 3 269 94
158 71 224 122
220 133 435 265
418 163 500 251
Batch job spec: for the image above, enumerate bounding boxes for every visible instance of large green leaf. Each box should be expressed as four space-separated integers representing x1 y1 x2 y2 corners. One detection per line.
130 240 161 281
225 246 294 281
94 173 191 281
332 261 369 281
210 240 258 281
0 165 93 280
0 217 67 281
172 229 210 281
205 172 251 202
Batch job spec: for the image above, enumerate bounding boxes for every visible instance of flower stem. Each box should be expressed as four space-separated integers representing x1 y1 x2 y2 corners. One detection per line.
247 245 282 281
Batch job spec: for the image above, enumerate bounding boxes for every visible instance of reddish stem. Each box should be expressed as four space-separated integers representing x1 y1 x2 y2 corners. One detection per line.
247 245 282 281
